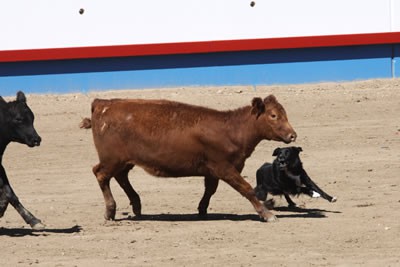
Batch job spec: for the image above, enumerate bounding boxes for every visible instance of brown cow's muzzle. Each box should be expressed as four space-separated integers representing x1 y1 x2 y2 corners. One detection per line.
283 131 297 144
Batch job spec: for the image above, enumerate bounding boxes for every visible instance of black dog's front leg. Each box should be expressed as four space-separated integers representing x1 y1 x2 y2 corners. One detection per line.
254 185 268 201
284 194 297 207
0 165 44 229
300 170 336 202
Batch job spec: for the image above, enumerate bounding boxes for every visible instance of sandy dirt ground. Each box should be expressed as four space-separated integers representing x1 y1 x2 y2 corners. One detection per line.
0 79 399 266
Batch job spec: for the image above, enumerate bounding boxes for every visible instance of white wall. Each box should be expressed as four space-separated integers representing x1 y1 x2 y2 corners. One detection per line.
1 0 399 50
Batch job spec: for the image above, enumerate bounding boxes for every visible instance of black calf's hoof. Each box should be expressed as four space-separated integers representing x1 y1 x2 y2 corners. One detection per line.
198 209 208 220
31 220 45 230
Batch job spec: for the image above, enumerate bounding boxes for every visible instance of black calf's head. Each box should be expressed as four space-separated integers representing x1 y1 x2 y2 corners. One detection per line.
0 91 41 147
272 146 302 170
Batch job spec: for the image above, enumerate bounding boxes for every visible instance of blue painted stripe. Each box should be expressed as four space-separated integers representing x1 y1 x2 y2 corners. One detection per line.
0 45 394 96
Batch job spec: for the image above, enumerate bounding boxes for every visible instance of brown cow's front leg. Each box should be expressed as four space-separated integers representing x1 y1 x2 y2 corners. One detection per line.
114 165 142 217
211 164 277 222
93 164 116 220
198 175 219 218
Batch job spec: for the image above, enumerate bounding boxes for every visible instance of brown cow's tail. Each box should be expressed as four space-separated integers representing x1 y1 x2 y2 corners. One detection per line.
79 118 92 129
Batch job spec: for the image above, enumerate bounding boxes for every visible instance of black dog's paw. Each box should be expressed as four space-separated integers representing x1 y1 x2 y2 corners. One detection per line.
330 196 337 203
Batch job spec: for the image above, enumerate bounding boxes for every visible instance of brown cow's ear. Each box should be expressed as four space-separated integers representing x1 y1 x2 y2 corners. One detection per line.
264 95 277 104
251 97 265 118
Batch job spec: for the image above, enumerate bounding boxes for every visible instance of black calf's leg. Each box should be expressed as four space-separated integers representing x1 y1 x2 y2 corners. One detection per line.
0 166 44 229
0 188 9 217
3 185 44 229
0 177 9 217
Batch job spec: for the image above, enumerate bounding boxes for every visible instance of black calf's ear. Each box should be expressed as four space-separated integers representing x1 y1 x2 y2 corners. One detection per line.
0 96 6 108
251 97 265 118
272 147 281 156
16 91 26 103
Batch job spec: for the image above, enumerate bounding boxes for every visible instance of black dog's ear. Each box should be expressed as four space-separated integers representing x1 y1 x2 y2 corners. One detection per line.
251 97 265 118
272 147 281 156
296 147 303 153
16 91 27 103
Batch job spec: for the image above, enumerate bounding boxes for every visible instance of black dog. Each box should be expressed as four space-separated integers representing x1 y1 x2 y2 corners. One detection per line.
255 147 336 207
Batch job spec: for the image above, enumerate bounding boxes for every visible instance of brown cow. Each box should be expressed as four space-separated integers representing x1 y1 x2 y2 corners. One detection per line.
80 95 296 222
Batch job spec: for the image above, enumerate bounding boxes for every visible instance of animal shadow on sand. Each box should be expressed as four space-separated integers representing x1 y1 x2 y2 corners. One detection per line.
117 206 340 222
0 225 82 237
273 205 341 219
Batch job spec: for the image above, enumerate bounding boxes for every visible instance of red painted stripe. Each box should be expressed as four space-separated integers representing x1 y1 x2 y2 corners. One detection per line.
1 32 400 63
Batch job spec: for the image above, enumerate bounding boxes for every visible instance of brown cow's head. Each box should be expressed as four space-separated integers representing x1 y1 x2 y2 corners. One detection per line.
251 95 297 144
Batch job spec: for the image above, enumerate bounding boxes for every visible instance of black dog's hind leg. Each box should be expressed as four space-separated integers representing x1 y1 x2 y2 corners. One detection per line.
284 194 297 207
300 170 336 202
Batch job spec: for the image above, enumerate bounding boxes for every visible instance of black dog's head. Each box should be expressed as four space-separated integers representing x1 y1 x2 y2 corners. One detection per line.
272 146 302 171
0 91 41 147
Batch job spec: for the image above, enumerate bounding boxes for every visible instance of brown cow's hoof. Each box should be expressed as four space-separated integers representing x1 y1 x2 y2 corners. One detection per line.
104 215 115 221
261 211 278 222
104 211 115 221
266 215 278 222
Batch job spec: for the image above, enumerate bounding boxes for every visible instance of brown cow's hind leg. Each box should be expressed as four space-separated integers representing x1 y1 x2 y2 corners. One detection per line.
198 175 219 218
114 165 142 217
93 163 116 220
212 164 277 222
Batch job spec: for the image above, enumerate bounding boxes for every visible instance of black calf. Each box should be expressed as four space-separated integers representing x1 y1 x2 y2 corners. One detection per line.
0 91 44 229
255 147 336 208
